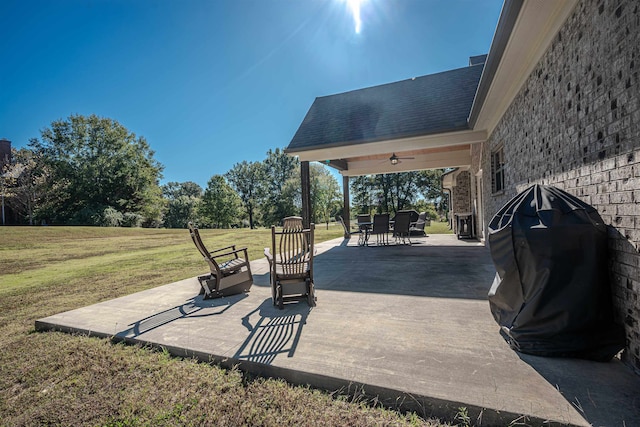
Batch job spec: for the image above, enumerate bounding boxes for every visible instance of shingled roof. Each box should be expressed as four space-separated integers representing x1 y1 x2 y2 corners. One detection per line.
287 59 486 153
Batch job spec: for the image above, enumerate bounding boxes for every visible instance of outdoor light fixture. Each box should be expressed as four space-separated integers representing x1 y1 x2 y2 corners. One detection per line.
389 153 414 165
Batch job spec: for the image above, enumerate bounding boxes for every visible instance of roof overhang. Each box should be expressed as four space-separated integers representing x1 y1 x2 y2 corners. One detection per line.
287 128 486 176
469 0 578 133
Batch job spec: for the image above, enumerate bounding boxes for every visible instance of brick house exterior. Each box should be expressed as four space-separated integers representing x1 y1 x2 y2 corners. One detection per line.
468 0 640 373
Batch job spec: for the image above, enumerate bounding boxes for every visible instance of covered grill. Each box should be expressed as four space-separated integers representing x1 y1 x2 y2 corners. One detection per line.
487 185 624 361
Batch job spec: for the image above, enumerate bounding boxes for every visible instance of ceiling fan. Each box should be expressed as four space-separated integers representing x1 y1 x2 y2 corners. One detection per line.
389 153 415 165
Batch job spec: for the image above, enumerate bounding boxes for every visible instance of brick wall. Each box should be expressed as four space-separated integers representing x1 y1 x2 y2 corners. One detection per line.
453 171 471 214
477 0 640 373
450 170 472 235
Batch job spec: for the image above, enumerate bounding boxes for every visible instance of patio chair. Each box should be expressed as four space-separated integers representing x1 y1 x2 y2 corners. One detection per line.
264 218 316 309
393 211 412 245
409 212 428 236
356 214 372 245
336 215 361 239
371 213 390 246
188 222 253 299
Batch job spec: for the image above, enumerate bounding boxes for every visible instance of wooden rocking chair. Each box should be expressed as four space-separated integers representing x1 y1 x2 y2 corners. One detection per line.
264 217 316 309
188 222 253 299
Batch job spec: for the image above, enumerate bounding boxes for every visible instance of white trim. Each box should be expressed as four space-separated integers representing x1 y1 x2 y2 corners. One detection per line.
291 129 487 163
472 0 578 134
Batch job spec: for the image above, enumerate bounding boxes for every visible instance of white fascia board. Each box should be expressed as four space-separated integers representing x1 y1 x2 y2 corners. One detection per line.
292 129 487 163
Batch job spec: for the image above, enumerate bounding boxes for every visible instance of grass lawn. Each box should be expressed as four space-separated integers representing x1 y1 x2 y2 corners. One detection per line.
0 223 453 426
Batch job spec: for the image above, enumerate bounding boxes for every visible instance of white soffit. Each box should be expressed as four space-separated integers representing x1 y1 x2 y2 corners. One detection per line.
293 129 486 163
474 0 578 134
341 148 472 177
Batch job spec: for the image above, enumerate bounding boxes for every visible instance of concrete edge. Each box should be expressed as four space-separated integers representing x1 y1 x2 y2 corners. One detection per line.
34 320 570 426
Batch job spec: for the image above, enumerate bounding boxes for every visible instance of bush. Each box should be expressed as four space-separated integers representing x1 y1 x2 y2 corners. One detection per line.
122 212 144 227
98 207 124 227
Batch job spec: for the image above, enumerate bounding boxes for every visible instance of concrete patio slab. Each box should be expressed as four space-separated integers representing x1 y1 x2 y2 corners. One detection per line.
36 235 640 426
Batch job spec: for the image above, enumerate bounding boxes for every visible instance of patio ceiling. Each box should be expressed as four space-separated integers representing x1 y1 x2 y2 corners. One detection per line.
304 130 486 177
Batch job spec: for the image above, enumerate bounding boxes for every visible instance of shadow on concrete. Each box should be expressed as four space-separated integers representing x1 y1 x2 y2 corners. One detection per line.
306 241 495 300
517 352 640 425
116 293 248 339
233 298 311 364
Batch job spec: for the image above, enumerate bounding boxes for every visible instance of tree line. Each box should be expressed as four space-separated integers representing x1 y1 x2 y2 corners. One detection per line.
1 114 445 228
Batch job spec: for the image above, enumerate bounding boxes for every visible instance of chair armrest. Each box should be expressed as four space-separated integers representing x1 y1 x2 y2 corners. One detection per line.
264 248 272 260
211 247 248 259
208 244 237 255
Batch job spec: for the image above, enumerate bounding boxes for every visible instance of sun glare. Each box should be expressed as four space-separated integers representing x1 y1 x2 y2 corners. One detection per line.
345 0 366 34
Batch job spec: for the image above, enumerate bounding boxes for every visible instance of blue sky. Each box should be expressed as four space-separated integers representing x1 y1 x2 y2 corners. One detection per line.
1 0 503 188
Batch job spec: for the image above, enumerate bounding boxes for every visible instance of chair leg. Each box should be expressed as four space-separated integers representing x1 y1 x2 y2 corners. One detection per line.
307 279 316 307
276 283 284 309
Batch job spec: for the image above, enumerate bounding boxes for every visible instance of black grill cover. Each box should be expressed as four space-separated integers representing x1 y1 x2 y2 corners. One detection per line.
488 184 624 361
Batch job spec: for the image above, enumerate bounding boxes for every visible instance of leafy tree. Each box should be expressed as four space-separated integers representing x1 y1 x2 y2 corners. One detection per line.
1 148 50 225
161 181 203 228
350 175 375 215
199 175 241 228
260 148 299 226
310 164 341 228
162 181 203 199
164 195 201 228
226 161 263 229
350 170 444 216
28 114 164 225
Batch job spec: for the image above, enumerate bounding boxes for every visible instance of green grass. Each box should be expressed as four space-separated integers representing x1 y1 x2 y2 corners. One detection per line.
0 224 453 426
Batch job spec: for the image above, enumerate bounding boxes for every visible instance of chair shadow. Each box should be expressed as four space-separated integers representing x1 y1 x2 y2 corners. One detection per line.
116 293 248 339
233 298 311 365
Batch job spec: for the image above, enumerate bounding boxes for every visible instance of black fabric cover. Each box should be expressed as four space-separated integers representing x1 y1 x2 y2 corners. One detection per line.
488 184 625 361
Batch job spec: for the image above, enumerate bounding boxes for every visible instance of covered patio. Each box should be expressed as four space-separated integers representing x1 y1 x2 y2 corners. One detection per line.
36 234 640 426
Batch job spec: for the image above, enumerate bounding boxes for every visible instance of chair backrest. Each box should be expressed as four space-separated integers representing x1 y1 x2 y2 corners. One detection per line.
357 214 371 224
394 211 411 233
282 216 303 230
188 222 220 274
412 212 427 231
372 213 390 233
271 223 315 277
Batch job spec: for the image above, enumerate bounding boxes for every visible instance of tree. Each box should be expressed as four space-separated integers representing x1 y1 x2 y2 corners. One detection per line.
199 175 241 228
260 148 299 226
310 164 341 228
226 161 263 229
1 148 50 225
161 181 203 228
162 181 203 199
350 170 445 216
28 114 164 225
351 175 375 215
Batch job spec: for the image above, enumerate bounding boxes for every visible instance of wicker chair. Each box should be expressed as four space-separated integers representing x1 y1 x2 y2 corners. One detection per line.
410 212 429 236
264 217 316 309
356 214 372 245
393 211 412 245
188 222 253 299
371 213 390 246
